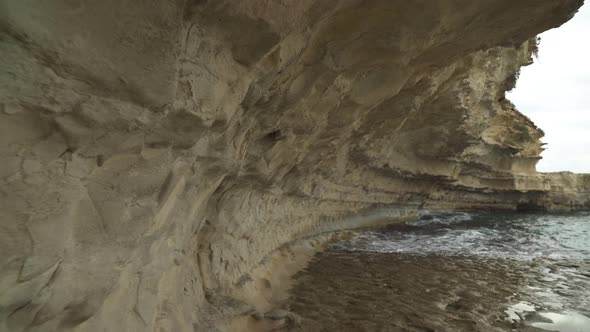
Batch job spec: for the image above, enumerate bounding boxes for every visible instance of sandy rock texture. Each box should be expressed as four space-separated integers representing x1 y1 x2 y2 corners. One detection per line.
0 0 588 331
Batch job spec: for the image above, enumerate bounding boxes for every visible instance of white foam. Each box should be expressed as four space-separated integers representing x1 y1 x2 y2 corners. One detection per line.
531 312 590 332
505 301 536 323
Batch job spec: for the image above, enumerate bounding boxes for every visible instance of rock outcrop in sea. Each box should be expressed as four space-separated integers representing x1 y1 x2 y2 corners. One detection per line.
1 0 588 330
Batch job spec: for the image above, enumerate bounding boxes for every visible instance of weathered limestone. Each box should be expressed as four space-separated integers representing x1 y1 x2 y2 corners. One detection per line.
0 0 588 331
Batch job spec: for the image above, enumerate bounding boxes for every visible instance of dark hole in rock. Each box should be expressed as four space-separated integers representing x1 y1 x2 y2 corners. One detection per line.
265 129 283 141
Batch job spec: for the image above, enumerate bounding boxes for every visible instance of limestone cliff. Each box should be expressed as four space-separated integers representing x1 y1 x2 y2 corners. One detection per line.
0 0 588 331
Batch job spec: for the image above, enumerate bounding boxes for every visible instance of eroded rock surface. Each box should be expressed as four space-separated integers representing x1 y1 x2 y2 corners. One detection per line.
0 0 588 331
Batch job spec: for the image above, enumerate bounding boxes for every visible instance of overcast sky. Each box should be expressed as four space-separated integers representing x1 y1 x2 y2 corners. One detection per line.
507 4 590 173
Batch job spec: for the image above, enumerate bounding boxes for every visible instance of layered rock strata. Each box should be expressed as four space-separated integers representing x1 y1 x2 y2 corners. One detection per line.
0 0 588 331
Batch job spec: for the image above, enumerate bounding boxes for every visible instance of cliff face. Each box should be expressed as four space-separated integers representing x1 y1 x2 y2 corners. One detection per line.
0 0 588 331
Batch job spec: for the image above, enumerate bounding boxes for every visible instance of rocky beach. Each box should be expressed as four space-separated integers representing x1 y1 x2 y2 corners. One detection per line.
1 1 589 331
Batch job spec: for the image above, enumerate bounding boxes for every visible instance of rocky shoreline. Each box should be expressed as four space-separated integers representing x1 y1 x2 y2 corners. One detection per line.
1 1 588 331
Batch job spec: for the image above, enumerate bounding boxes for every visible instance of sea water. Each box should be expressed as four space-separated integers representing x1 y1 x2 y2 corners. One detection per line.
286 212 590 331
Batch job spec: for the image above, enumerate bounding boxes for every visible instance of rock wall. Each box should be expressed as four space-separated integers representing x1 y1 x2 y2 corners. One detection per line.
0 0 588 331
